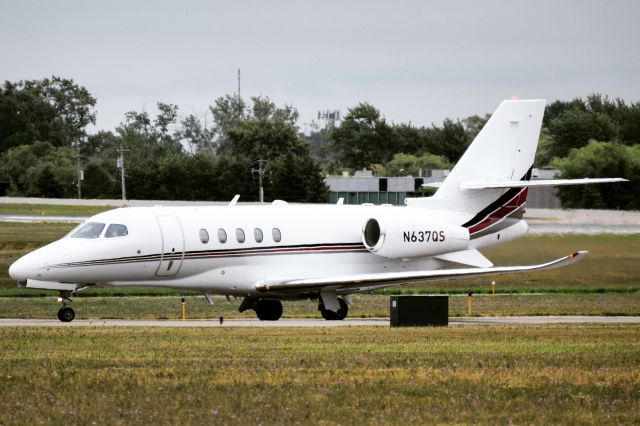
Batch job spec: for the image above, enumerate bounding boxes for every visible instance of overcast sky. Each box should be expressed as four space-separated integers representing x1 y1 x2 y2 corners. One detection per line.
1 0 639 133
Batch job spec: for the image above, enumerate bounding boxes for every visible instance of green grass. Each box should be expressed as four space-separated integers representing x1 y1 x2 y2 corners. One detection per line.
0 203 112 217
0 325 638 424
2 293 639 320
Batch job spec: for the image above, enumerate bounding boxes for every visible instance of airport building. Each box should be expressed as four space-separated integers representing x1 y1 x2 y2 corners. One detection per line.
324 167 561 208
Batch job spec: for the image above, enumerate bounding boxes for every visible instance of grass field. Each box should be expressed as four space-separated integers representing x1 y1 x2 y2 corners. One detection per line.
0 325 638 424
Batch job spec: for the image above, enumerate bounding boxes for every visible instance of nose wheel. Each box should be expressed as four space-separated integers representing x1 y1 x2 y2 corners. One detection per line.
57 291 75 322
57 306 75 322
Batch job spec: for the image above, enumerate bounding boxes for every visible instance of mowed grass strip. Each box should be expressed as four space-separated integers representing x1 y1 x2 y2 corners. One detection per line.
2 293 640 319
0 203 111 217
0 325 638 424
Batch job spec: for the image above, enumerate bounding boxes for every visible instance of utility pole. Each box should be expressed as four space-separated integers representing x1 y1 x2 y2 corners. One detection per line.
251 159 266 203
237 68 241 98
117 144 128 201
76 136 83 199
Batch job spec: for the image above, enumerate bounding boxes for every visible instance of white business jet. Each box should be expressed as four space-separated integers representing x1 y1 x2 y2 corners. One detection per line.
9 100 626 322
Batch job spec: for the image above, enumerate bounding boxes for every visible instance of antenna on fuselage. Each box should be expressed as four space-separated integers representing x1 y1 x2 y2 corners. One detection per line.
228 194 240 206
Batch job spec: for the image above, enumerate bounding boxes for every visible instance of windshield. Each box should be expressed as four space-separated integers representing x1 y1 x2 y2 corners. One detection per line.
71 222 105 239
105 224 128 238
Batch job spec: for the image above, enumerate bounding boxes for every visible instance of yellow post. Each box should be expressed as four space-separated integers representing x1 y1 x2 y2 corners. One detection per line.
491 281 496 300
181 297 186 320
467 293 473 316
40 211 45 223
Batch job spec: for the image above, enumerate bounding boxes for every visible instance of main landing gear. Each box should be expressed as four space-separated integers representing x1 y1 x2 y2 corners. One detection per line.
238 296 349 321
319 297 348 320
57 291 75 322
255 299 283 321
239 298 284 321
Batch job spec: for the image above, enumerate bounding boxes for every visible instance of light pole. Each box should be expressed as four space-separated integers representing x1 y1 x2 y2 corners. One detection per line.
252 159 267 203
76 136 83 199
117 144 128 201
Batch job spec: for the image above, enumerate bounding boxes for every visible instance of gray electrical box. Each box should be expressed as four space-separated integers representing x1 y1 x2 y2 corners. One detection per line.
390 296 448 327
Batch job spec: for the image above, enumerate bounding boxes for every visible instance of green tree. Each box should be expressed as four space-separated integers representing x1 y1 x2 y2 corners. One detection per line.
328 103 397 169
0 77 96 152
422 118 469 163
212 96 328 202
547 108 618 158
179 113 215 154
0 141 76 197
384 153 452 176
553 140 638 209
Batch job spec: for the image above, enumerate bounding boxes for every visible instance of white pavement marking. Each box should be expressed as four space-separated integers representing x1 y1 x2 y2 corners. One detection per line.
0 316 638 328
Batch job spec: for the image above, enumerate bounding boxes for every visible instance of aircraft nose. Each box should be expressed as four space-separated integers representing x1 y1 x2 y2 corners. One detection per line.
9 252 41 282
9 256 30 281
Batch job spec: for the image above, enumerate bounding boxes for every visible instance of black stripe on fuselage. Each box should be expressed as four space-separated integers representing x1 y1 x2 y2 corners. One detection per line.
51 242 368 269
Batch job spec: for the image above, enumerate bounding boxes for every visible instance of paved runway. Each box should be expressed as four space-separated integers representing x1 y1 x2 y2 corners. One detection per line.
1 316 639 328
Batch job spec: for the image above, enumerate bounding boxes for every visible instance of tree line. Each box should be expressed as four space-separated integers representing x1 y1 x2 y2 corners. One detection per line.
0 77 638 208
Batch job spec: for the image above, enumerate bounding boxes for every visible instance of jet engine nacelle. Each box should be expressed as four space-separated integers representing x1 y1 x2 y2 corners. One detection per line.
362 217 469 259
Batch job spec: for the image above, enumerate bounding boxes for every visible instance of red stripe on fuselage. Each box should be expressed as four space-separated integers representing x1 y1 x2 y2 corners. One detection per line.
468 187 527 235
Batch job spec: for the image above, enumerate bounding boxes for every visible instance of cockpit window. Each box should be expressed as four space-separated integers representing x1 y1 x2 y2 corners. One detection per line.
71 222 105 239
105 224 129 238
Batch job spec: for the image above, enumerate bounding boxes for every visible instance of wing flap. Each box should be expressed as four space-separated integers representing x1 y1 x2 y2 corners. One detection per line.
255 251 587 293
434 249 493 268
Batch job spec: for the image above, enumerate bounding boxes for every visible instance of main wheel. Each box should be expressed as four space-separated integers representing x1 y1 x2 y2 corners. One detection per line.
320 298 348 321
57 307 75 322
255 300 283 321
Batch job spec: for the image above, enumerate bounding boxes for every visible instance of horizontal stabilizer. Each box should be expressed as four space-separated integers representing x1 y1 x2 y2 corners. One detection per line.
459 178 628 190
255 251 588 293
422 181 443 189
435 249 493 268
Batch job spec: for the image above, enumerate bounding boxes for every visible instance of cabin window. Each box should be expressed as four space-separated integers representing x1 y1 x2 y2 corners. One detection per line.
105 224 128 238
254 228 263 243
217 228 227 244
199 228 209 244
71 222 105 239
272 227 282 243
236 228 245 243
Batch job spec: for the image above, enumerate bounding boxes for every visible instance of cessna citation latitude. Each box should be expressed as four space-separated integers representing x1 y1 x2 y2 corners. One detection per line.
9 100 626 322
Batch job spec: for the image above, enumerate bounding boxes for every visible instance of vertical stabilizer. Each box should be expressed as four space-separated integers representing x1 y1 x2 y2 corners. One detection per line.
427 99 545 214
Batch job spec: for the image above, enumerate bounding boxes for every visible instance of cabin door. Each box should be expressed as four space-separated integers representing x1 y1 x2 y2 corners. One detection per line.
156 215 185 277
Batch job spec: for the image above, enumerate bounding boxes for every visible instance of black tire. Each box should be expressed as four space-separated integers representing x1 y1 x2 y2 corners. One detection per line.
58 307 75 322
320 298 348 321
255 300 283 321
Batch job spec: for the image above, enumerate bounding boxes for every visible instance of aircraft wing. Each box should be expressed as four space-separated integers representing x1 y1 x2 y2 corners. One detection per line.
255 251 587 294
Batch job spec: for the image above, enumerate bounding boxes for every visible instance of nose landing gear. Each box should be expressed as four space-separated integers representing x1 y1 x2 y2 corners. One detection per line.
57 291 75 322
